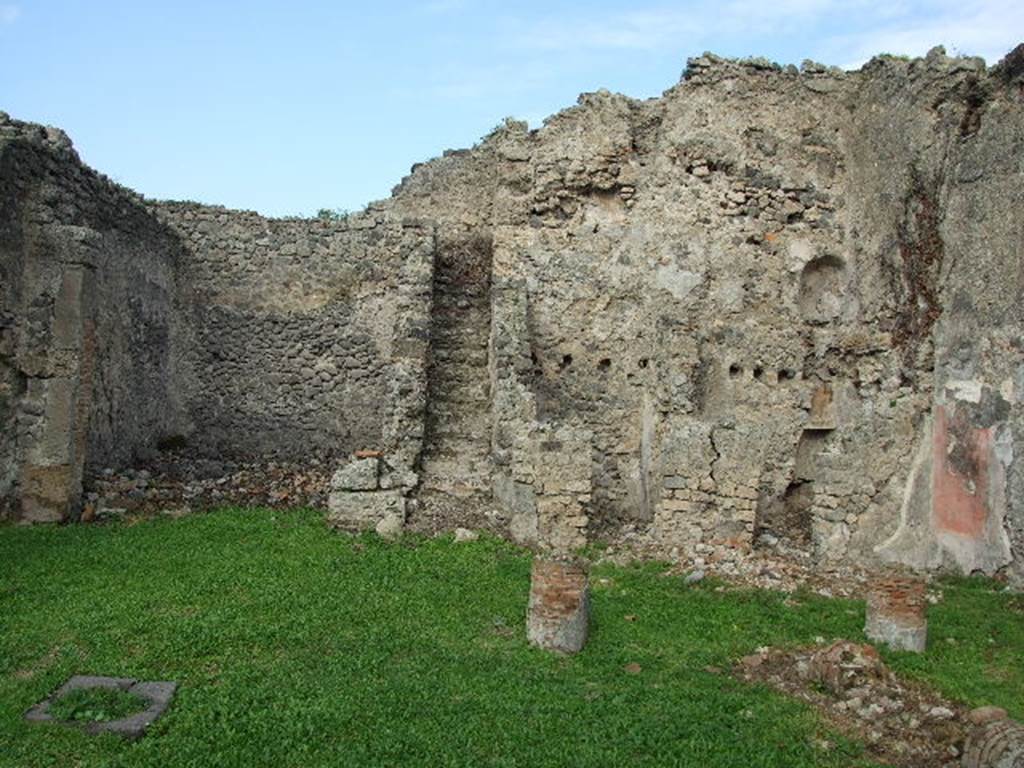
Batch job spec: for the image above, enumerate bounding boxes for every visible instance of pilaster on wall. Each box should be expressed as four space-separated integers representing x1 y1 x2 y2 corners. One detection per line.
17 227 98 522
379 221 436 490
489 274 540 543
533 421 591 556
488 241 592 554
326 220 437 532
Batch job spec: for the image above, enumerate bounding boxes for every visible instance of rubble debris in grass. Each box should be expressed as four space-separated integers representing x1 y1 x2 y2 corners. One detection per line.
736 640 976 768
82 452 331 520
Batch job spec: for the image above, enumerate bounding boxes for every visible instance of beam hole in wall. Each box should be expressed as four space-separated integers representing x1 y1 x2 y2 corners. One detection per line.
638 358 649 369
559 354 573 371
752 365 764 380
597 358 611 372
728 363 742 379
778 368 796 382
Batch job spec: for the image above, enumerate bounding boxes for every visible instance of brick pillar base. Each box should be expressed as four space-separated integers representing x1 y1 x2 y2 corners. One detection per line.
527 558 589 654
864 572 928 652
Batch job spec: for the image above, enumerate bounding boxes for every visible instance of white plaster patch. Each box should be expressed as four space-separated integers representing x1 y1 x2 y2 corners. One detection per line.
1001 377 1017 404
945 379 983 403
786 238 814 273
994 424 1014 468
654 264 702 301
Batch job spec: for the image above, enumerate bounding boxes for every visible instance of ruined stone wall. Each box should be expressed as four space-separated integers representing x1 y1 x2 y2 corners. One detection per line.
865 49 1024 583
384 46 1024 580
3 45 1022 584
0 115 187 521
151 203 434 468
0 118 436 522
384 146 501 513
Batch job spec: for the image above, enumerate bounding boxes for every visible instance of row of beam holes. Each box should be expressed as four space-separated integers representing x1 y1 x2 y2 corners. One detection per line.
565 356 793 381
595 357 648 372
555 355 647 374
729 363 798 382
552 356 652 373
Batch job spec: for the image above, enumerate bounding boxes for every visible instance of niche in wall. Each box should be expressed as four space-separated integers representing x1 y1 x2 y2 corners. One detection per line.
798 254 847 323
755 429 830 545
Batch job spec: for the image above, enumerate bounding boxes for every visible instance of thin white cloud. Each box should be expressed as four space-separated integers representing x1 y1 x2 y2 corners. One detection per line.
503 0 1019 68
826 0 1024 69
393 59 554 104
508 1 879 54
0 4 20 25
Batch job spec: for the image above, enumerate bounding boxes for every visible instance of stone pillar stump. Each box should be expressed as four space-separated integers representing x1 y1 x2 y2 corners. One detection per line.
527 557 589 654
864 572 928 652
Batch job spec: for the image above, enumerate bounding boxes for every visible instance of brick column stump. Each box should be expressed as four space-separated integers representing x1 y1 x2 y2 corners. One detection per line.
527 557 589 654
864 572 928 652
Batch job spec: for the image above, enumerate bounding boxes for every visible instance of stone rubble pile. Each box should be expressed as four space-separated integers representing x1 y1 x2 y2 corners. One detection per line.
598 526 875 597
82 454 331 520
737 640 982 767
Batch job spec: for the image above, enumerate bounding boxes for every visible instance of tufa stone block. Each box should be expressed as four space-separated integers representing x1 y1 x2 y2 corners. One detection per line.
808 382 837 430
327 489 405 532
20 464 76 523
331 457 380 491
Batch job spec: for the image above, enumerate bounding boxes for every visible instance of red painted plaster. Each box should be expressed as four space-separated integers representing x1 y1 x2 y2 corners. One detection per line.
932 405 992 538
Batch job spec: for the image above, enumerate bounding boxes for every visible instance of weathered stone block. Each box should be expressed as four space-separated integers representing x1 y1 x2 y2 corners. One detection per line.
327 489 405 531
808 382 837 430
20 464 75 522
25 377 76 466
527 558 589 654
374 511 404 540
330 457 380 491
509 510 538 546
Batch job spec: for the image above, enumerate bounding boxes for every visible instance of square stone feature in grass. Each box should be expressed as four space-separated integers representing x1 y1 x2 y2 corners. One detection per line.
25 675 177 740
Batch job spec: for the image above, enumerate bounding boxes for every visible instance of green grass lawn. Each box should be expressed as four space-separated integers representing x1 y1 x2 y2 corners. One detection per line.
0 508 1020 768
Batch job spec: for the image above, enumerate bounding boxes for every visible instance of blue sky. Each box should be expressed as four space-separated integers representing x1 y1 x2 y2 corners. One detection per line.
1 1 1020 217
